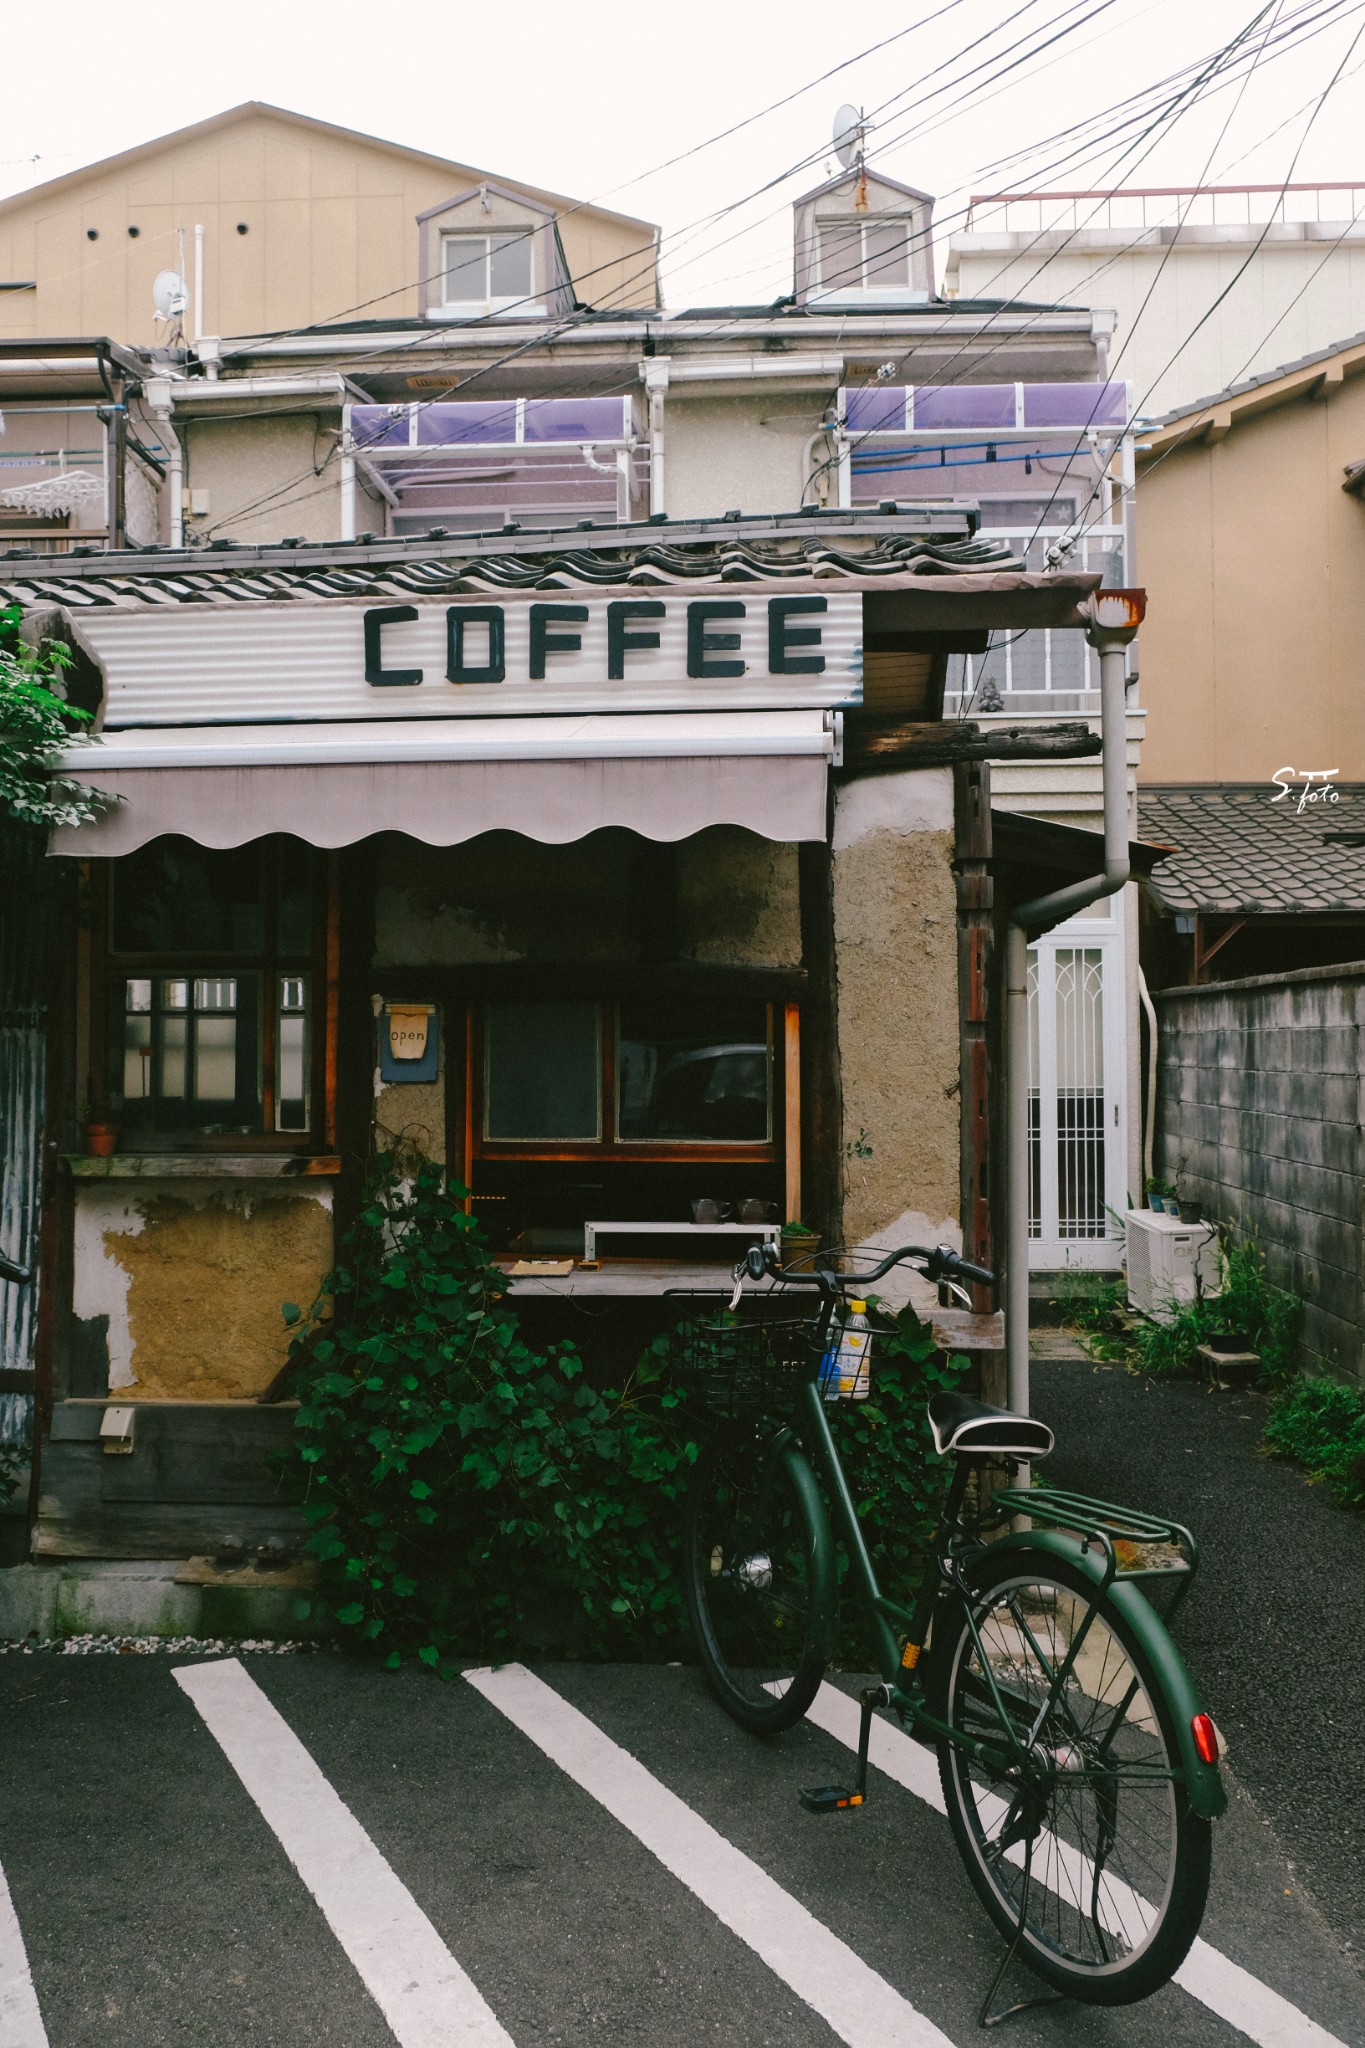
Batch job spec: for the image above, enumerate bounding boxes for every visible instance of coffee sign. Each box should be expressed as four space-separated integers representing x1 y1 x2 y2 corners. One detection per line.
68 588 864 727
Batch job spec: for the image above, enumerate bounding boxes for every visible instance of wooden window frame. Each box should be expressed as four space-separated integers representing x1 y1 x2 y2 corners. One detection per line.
91 841 339 1154
469 995 785 1168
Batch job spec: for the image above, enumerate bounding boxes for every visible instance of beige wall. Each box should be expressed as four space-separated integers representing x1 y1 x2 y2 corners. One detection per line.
664 393 827 519
831 770 961 1250
179 409 344 543
1138 372 1365 782
0 106 657 344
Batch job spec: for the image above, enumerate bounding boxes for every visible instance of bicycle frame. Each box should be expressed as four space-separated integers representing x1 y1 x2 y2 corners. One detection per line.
781 1364 1228 1821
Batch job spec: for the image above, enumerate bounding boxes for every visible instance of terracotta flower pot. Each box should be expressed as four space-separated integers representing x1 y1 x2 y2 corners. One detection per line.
84 1123 118 1158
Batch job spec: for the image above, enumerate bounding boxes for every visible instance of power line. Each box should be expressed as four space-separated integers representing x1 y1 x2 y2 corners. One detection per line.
202 0 1356 537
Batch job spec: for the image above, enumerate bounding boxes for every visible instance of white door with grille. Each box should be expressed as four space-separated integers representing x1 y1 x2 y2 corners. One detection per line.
1028 904 1127 1269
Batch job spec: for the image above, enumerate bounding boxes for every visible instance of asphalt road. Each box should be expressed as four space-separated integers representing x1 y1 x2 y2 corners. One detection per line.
1 1643 1361 2048
1034 1355 1365 1966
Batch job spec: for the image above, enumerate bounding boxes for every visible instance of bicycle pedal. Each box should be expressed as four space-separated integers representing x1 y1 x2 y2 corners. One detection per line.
799 1784 864 1814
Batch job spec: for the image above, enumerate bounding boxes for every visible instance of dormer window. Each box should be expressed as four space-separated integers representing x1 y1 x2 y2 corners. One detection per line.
816 219 912 293
793 168 935 307
440 229 535 314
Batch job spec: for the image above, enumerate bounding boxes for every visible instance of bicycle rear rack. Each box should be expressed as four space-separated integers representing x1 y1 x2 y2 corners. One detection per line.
987 1486 1199 1622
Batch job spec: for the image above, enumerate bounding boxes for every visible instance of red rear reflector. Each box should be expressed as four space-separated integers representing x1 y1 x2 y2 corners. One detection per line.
1191 1713 1220 1765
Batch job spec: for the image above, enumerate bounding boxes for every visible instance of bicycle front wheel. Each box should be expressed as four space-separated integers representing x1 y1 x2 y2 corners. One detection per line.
684 1423 830 1733
930 1552 1211 2006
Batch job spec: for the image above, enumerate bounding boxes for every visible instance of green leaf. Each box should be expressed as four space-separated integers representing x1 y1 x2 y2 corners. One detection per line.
282 1302 303 1326
417 1644 440 1667
335 1602 365 1626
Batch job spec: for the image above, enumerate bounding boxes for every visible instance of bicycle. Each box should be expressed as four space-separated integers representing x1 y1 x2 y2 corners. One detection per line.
680 1239 1226 2020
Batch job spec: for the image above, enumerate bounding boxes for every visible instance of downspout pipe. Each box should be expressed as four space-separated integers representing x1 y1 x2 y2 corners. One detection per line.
1005 590 1146 1427
144 376 184 550
640 358 669 517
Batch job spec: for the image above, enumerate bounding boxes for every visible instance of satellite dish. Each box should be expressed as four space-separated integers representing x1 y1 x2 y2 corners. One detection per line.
833 104 864 170
152 269 189 321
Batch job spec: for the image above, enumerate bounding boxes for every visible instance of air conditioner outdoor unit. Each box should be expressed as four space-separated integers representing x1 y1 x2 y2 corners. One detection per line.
1124 1210 1223 1322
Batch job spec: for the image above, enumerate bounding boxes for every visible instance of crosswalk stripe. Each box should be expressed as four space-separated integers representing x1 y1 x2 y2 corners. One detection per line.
466 1661 956 2048
803 1681 1349 2048
0 1854 48 2048
174 1659 514 2048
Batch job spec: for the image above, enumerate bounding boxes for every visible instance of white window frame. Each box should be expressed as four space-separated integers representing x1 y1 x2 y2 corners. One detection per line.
814 217 915 298
439 229 538 316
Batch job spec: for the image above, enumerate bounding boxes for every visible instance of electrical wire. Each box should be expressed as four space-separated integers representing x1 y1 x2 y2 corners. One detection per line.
1054 0 1365 558
200 0 1360 537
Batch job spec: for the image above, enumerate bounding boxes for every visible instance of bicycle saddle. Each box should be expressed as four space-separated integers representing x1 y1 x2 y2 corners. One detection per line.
928 1391 1055 1459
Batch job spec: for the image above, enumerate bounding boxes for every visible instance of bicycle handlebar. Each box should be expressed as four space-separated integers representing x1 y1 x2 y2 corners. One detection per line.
0 1253 31 1286
741 1240 993 1294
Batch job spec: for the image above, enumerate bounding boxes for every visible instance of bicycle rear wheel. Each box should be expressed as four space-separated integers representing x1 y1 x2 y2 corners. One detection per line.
684 1422 830 1733
930 1551 1211 2006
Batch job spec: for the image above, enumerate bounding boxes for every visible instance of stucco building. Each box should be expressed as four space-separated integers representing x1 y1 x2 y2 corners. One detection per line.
0 125 1145 1569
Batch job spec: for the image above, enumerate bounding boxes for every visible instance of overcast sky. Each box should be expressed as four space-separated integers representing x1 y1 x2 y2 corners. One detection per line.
5 0 1363 309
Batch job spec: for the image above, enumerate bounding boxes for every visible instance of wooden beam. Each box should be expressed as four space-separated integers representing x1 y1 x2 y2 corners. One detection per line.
783 1001 802 1225
797 839 842 1245
323 852 341 1150
842 719 1101 776
954 761 1006 1414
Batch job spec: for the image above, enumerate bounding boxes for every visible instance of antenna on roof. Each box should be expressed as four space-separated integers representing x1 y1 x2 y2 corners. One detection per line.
832 104 866 171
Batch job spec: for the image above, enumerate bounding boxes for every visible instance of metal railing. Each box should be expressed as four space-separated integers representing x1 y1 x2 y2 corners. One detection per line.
962 183 1365 236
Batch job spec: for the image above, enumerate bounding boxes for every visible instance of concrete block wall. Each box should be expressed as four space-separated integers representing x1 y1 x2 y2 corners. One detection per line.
1154 962 1365 1383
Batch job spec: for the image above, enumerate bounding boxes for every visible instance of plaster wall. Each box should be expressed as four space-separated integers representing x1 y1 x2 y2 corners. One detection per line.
70 1179 332 1399
373 828 800 968
663 393 826 519
181 411 343 544
830 768 961 1248
0 107 656 343
1137 373 1365 782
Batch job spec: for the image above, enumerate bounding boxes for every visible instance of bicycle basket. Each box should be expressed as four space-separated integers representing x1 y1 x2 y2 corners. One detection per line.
663 1298 816 1420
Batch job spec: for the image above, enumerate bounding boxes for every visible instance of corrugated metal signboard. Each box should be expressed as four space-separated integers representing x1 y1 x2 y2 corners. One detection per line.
0 814 46 1453
67 590 865 727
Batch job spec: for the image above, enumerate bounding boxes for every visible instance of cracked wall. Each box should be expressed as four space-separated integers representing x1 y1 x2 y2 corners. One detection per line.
832 769 961 1249
71 1181 333 1399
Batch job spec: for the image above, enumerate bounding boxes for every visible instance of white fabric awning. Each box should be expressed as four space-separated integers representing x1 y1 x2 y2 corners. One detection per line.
51 712 837 855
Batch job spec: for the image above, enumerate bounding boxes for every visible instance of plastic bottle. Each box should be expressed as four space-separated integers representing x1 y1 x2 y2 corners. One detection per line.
819 1298 872 1401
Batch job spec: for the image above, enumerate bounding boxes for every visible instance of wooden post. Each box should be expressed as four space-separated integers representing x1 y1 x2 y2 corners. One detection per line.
797 837 842 1246
783 1001 802 1223
323 852 341 1150
954 759 1006 1412
462 1001 476 1208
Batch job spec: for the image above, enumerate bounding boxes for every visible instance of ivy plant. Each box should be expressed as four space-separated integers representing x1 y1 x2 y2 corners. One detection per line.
0 602 114 830
286 1159 701 1670
287 1157 973 1672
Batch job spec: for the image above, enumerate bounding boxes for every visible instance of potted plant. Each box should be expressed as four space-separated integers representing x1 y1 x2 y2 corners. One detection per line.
80 1103 118 1158
780 1220 820 1271
1145 1178 1165 1214
1177 1190 1203 1224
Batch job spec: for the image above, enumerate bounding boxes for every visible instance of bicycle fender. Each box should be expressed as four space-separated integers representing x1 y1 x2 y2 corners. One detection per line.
779 1442 840 1663
964 1529 1228 1820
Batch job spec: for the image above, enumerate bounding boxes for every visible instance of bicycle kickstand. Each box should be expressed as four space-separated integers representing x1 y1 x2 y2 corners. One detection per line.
799 1685 887 1814
977 1836 1069 2029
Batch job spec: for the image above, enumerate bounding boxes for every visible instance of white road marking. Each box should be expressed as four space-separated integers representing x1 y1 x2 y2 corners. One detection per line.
0 1854 49 2048
174 1659 514 2048
804 1682 1350 2048
466 1660 955 2048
